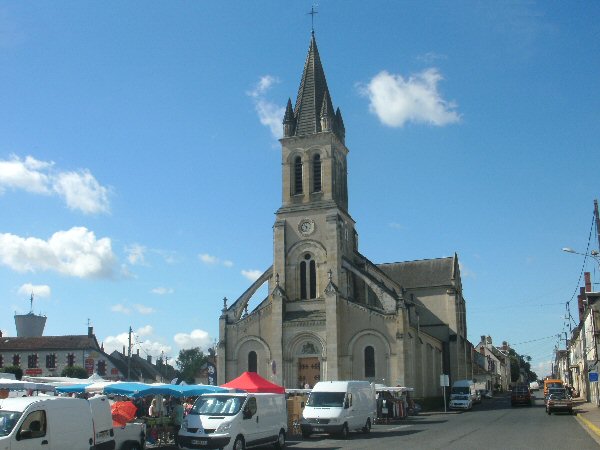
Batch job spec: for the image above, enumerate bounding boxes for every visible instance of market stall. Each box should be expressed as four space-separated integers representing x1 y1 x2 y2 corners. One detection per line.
221 372 285 394
374 385 413 422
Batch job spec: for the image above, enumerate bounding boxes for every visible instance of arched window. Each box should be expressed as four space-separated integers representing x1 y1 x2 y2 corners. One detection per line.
248 351 257 373
312 154 322 192
294 156 303 195
364 346 375 378
300 253 317 299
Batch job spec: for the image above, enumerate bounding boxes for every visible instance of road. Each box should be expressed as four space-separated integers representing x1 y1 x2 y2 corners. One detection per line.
155 392 598 449
283 392 598 450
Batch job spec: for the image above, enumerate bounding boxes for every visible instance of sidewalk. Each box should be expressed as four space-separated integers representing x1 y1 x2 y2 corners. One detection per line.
574 399 600 446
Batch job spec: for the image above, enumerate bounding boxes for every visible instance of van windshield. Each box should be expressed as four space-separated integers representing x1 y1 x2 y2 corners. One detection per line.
190 396 244 416
306 392 346 407
451 387 470 395
0 411 22 437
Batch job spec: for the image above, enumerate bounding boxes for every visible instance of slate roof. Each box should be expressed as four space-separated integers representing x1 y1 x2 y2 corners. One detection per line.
294 32 330 136
0 335 99 351
378 256 456 289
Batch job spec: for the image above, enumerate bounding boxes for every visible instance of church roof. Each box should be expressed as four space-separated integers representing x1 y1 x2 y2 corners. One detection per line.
378 256 456 289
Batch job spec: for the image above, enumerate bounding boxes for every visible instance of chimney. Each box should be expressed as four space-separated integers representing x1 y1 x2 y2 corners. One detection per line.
585 272 592 293
147 355 152 364
136 349 140 356
578 287 586 323
88 326 93 337
122 345 126 355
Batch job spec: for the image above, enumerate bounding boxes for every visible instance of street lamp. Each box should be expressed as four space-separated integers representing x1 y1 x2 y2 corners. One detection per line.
562 247 600 266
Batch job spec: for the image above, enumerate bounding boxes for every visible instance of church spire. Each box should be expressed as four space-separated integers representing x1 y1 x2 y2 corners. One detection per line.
292 33 338 137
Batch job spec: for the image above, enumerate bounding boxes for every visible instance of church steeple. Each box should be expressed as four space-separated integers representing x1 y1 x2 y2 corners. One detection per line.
284 33 344 143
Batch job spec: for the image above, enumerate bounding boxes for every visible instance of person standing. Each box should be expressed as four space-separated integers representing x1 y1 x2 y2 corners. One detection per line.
171 399 184 446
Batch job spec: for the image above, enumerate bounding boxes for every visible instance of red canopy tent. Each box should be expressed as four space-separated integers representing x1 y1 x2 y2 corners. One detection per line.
221 372 285 394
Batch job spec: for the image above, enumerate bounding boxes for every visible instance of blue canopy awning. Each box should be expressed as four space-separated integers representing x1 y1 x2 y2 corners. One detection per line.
103 382 226 398
55 383 90 393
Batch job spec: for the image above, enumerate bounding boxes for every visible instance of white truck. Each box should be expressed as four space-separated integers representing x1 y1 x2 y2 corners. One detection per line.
0 395 145 450
449 379 476 410
300 381 376 439
178 392 287 450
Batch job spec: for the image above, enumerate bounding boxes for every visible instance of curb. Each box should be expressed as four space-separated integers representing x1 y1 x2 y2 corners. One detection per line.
577 414 600 439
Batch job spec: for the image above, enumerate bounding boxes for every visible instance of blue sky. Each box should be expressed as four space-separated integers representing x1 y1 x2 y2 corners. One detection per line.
1 1 599 378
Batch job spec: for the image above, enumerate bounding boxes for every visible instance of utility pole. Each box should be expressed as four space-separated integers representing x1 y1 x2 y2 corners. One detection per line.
564 332 572 386
127 326 132 381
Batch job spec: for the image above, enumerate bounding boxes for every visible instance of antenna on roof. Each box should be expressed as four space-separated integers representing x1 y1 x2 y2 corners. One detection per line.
29 293 34 313
307 4 318 33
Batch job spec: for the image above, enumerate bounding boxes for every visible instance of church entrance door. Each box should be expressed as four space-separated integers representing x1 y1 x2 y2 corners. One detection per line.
298 357 320 388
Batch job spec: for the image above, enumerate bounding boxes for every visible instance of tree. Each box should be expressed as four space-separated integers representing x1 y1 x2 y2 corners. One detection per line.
61 366 89 378
0 366 23 380
176 347 207 384
507 349 538 383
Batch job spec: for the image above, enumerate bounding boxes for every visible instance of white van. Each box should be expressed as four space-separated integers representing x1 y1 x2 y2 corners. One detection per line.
178 392 287 450
449 379 476 410
300 381 376 439
0 395 145 450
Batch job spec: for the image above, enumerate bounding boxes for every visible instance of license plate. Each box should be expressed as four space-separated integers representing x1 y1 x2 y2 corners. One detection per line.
313 427 323 432
192 439 208 445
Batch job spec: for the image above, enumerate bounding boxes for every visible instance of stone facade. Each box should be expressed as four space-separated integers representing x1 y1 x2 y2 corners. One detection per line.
0 332 122 379
218 33 469 399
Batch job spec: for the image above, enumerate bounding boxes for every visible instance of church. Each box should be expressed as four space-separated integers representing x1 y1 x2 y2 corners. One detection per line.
217 33 472 400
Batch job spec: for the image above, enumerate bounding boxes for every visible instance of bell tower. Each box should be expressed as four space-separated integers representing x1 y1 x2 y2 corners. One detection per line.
272 32 356 308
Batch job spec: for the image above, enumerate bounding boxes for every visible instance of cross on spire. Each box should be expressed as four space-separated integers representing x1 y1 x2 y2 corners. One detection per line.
307 4 318 32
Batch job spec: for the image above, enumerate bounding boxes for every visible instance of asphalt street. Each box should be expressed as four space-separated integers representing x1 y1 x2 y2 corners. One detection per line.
155 392 599 449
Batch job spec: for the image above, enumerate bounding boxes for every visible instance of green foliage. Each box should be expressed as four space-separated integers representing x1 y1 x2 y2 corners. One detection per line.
507 348 538 383
61 366 89 379
176 347 207 384
0 366 23 380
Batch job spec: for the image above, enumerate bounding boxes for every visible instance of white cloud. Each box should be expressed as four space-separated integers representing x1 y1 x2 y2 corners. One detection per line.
248 75 278 98
173 329 213 351
247 76 285 139
17 283 51 298
241 269 262 281
360 69 460 127
199 253 233 268
102 328 171 358
151 287 174 295
459 261 476 279
111 304 131 314
199 253 218 265
134 304 155 315
53 170 110 214
126 244 147 265
388 222 404 230
137 325 153 336
0 155 110 214
0 227 117 278
0 155 51 194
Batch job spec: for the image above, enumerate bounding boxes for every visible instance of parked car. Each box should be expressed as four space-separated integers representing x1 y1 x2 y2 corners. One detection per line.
545 387 567 405
511 384 532 406
546 391 573 415
482 390 493 399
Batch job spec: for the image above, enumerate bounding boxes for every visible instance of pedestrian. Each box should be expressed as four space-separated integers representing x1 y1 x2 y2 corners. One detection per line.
171 398 184 446
148 398 159 417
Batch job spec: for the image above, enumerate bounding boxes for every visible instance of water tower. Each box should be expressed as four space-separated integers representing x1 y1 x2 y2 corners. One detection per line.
14 294 47 337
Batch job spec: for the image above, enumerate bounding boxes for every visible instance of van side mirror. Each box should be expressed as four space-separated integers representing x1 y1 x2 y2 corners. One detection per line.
18 430 32 440
301 402 305 408
243 409 252 420
344 400 349 409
